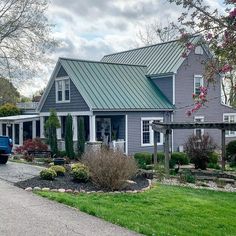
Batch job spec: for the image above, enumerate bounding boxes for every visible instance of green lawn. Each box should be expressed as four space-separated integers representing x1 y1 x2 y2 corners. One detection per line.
37 185 236 236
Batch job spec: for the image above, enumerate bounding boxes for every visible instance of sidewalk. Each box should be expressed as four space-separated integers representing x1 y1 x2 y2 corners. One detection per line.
0 180 140 236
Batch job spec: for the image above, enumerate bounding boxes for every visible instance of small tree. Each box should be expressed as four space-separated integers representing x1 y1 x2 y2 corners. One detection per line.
78 117 86 155
0 103 21 117
184 134 217 170
65 114 74 159
44 110 60 155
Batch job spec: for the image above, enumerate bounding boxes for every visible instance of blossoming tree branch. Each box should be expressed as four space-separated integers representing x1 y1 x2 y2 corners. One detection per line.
168 0 236 116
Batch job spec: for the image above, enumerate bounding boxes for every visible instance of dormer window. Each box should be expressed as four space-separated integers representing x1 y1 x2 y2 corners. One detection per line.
194 75 203 95
56 77 70 103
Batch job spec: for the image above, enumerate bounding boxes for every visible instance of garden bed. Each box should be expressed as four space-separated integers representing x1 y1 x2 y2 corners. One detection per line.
15 172 150 192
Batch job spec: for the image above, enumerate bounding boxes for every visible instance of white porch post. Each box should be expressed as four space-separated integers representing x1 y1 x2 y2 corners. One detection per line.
57 116 62 140
40 116 45 138
72 116 78 141
12 124 15 144
6 124 9 136
125 114 128 155
32 120 36 139
0 123 2 135
19 122 23 146
89 115 96 142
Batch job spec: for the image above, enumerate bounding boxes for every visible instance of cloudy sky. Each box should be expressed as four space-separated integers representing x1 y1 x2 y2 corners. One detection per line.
21 0 223 97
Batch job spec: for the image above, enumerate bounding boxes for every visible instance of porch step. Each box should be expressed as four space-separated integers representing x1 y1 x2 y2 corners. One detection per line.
218 178 235 184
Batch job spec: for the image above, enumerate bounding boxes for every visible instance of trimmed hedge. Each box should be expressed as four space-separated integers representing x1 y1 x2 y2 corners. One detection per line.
71 163 89 182
134 152 152 169
50 165 66 176
40 168 57 180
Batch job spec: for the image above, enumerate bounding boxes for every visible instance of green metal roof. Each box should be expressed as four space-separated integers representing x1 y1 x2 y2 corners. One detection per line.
101 36 200 76
59 58 173 111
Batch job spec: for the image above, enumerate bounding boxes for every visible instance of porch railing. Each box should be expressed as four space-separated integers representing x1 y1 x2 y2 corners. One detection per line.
110 139 125 153
16 102 39 110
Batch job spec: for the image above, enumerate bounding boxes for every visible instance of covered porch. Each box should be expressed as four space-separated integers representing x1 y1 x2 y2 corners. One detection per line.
0 115 40 148
40 113 127 154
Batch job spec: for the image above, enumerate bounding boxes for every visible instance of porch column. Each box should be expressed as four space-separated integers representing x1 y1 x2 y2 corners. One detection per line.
12 124 15 145
40 116 44 138
89 115 96 142
56 116 62 140
0 123 2 135
125 114 128 155
19 122 23 146
32 120 36 139
6 124 9 136
221 129 226 171
72 116 78 141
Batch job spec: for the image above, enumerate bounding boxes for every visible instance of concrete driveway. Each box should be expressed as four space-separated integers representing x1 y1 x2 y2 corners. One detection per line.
0 162 140 236
0 161 43 183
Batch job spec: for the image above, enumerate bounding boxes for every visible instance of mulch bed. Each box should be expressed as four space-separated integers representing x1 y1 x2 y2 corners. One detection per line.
15 173 149 192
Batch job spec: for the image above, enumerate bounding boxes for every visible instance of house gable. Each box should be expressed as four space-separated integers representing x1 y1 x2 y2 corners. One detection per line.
38 63 90 113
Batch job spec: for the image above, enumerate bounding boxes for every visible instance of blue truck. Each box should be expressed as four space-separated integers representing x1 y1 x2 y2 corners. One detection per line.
0 136 13 164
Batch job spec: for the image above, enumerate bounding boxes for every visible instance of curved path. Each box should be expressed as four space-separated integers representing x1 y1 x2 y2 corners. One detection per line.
0 163 140 236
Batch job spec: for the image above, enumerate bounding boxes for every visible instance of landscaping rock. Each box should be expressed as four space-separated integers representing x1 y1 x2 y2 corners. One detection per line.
51 189 58 192
218 178 235 184
25 187 32 191
33 187 41 191
42 187 50 191
65 189 73 193
58 188 65 193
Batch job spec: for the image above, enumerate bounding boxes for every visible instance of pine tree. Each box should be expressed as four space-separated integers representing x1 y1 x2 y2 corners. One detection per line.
78 117 85 155
65 114 75 159
44 109 60 155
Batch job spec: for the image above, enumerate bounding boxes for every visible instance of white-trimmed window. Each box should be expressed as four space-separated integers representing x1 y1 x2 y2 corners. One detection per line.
141 117 163 146
223 113 236 137
55 77 70 103
194 116 204 138
194 75 203 95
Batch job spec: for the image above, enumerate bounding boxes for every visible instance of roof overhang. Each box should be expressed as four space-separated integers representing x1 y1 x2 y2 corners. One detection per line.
0 115 40 123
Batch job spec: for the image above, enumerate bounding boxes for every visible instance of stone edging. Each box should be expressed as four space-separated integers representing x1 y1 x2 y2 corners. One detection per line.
24 179 152 194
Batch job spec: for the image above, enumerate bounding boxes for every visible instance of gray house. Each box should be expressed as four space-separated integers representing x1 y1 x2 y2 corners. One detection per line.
1 36 236 153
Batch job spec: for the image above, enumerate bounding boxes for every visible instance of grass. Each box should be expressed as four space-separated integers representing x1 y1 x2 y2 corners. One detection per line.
36 184 236 236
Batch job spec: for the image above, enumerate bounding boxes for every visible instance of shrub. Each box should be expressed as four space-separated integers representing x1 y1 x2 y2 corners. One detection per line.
226 140 236 166
208 151 219 164
134 152 152 169
15 138 48 154
83 149 137 191
207 163 221 170
171 152 189 165
184 134 217 170
0 103 21 117
40 168 57 180
179 170 196 183
71 163 89 182
65 114 75 159
50 165 66 176
153 152 165 163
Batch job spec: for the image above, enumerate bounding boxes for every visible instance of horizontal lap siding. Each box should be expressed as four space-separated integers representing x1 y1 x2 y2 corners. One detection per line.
127 111 171 155
41 79 90 112
173 50 236 150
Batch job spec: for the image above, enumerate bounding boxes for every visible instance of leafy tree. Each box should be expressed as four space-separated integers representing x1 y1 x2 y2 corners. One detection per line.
0 103 21 117
0 77 20 104
44 109 60 155
65 114 74 159
167 0 236 114
0 0 57 80
78 117 86 155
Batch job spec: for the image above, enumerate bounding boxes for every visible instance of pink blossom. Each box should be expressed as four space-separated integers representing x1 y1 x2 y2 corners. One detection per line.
206 33 212 40
220 64 233 73
199 86 208 95
181 52 188 58
186 110 192 117
186 42 195 50
229 8 236 18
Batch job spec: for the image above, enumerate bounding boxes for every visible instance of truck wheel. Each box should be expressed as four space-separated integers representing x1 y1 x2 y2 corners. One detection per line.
0 156 8 164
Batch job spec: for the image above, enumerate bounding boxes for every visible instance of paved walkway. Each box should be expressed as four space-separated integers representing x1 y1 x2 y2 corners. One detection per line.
0 179 140 236
0 161 43 183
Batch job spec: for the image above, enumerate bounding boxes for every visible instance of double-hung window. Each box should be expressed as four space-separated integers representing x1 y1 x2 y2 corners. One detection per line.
55 77 70 103
194 75 203 95
194 116 204 138
141 117 163 146
223 113 236 137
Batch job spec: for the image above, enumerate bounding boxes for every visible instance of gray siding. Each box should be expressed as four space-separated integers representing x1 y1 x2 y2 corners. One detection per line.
94 111 172 155
152 76 173 103
41 79 90 112
127 111 171 155
173 50 236 150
